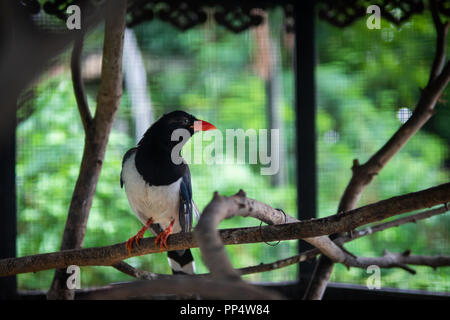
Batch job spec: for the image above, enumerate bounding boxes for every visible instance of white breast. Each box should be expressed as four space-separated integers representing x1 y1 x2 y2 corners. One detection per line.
121 151 182 233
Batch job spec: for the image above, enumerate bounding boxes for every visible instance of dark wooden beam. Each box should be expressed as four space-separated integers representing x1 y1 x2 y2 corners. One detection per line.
257 281 450 300
0 98 17 299
294 1 317 286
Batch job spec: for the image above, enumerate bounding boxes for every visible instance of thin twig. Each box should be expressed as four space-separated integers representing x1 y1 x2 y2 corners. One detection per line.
239 250 450 276
71 32 92 132
344 250 450 274
349 204 450 239
111 261 161 280
429 0 449 84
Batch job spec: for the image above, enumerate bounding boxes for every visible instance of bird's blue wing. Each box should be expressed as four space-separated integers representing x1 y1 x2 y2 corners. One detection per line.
179 166 193 232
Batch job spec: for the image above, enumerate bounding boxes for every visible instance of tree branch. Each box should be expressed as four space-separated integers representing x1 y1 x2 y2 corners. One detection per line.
193 189 293 298
111 261 161 280
429 0 449 84
239 250 450 277
1 183 449 278
117 205 450 279
337 61 450 214
71 32 92 133
305 6 450 299
236 204 449 276
349 204 449 239
345 250 450 274
47 0 127 300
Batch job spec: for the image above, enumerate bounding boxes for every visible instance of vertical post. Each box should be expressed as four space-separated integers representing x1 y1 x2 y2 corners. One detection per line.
294 1 317 288
0 103 17 299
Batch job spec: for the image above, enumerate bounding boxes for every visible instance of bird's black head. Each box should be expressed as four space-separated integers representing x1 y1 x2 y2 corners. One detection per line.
138 110 216 150
135 110 216 185
159 110 199 136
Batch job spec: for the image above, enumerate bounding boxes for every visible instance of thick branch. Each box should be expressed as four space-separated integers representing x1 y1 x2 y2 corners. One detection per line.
117 206 450 280
116 206 449 279
338 25 450 216
47 0 127 300
306 8 450 299
1 183 449 278
193 189 289 298
238 205 449 276
195 190 349 280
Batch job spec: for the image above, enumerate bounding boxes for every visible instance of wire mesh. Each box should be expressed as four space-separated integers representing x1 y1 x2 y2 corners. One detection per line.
15 8 449 293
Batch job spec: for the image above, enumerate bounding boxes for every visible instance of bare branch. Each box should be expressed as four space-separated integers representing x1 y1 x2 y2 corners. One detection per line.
111 261 161 280
71 32 92 132
238 205 449 276
193 191 344 278
238 248 320 276
116 206 449 278
193 189 292 298
0 183 449 278
306 5 450 298
349 204 449 239
345 250 450 274
48 0 127 300
429 0 449 84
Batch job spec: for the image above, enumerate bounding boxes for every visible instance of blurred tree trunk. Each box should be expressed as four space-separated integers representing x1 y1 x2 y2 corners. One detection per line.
47 0 127 300
123 28 154 142
253 10 287 186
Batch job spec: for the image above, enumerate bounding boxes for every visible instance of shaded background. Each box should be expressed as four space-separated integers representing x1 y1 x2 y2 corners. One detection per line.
16 7 449 292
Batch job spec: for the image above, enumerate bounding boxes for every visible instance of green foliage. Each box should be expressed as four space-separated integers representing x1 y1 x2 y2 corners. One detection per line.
16 12 449 292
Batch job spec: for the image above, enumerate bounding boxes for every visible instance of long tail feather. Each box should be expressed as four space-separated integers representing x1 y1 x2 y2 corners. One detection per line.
167 249 195 275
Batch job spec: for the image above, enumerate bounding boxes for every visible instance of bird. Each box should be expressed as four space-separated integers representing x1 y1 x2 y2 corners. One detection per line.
120 110 216 275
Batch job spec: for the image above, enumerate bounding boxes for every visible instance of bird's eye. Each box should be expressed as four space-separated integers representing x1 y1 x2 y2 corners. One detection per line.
183 118 189 124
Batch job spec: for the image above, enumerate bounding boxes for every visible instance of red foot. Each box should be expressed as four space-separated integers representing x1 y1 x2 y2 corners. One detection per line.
155 219 175 252
126 218 153 255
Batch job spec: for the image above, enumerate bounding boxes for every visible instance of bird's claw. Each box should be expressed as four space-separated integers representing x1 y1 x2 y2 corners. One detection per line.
155 219 175 253
125 218 153 255
126 232 144 255
126 236 138 255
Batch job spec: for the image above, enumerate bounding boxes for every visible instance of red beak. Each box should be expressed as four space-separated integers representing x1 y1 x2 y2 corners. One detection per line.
192 119 217 132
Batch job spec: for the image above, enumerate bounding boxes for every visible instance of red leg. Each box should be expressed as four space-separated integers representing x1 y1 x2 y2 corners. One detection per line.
155 219 175 252
126 218 153 255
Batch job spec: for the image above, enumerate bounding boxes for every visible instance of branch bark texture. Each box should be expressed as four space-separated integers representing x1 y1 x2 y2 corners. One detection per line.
1 183 448 278
305 3 450 299
47 0 127 300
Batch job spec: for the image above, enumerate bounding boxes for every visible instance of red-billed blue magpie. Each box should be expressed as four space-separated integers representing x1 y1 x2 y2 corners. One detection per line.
120 110 216 275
